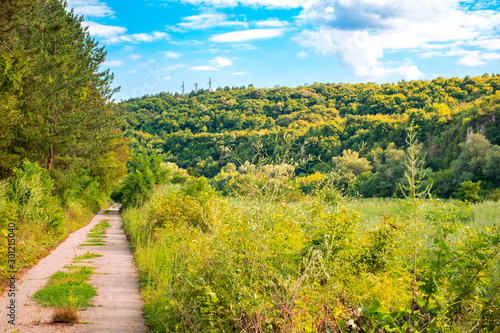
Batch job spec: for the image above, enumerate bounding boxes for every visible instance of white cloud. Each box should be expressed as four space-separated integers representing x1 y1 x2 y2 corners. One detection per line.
83 21 170 44
163 76 172 80
482 52 500 60
470 38 500 51
85 21 126 38
297 51 308 58
129 32 170 42
210 29 284 42
127 69 137 74
67 0 114 17
164 0 306 9
130 54 142 60
231 72 248 75
190 66 221 71
163 63 188 71
211 56 233 67
102 60 123 67
295 29 424 80
458 52 485 66
292 0 500 80
255 18 288 27
457 51 500 66
177 13 248 30
169 40 205 46
164 51 182 58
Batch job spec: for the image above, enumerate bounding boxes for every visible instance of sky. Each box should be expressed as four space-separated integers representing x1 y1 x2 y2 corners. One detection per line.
66 0 500 101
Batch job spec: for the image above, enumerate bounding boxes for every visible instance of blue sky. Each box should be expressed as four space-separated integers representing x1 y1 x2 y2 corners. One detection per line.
67 0 500 101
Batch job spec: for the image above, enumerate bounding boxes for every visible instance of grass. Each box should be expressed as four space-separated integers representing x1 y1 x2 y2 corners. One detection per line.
83 238 107 243
80 242 106 246
73 252 102 263
52 307 79 323
79 219 110 246
33 219 111 322
123 182 500 332
33 266 96 310
469 200 500 229
91 220 110 232
345 197 500 232
87 231 106 238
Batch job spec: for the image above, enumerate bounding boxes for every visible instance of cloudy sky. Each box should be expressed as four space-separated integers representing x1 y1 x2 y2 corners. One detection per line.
67 0 500 100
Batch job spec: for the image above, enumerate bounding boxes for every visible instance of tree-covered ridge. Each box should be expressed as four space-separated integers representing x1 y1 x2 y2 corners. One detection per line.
120 75 500 199
122 75 500 136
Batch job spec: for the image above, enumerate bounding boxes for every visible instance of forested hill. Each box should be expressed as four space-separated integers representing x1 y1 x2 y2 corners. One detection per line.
120 75 500 198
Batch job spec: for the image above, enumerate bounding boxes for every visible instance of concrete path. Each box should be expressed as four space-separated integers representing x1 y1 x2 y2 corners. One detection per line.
0 205 148 333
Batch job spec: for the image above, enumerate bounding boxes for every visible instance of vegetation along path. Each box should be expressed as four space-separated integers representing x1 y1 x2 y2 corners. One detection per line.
0 205 148 333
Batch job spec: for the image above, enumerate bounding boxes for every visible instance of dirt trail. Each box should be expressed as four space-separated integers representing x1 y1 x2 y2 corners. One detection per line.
0 205 148 333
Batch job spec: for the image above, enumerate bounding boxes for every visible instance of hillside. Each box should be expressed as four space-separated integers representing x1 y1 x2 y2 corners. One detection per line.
120 75 500 198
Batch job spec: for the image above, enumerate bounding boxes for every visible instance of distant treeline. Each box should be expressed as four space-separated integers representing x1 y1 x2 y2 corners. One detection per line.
120 76 500 199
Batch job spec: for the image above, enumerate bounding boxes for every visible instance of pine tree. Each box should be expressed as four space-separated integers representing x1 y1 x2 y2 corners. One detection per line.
0 0 127 191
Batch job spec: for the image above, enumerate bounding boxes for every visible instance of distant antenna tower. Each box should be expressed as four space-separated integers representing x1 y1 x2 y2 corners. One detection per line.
181 81 185 95
194 83 198 93
208 78 212 91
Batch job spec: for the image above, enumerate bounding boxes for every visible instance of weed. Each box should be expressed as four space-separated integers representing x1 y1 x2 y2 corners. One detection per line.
83 238 106 243
91 220 110 232
33 266 96 310
87 231 106 238
52 307 79 323
79 242 106 246
72 252 102 262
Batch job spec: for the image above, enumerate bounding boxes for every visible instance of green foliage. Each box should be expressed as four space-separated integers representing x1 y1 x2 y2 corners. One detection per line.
455 180 482 203
120 76 500 189
212 161 302 201
112 151 171 208
9 160 64 233
121 177 500 332
33 266 96 310
0 0 126 297
485 188 500 202
73 252 102 263
0 0 128 185
331 149 372 190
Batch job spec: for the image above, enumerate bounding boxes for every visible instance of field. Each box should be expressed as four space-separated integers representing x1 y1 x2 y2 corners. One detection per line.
344 198 500 232
123 180 500 332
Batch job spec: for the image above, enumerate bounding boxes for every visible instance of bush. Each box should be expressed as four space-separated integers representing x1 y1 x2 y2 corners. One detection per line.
455 180 481 203
0 160 97 294
484 188 500 202
213 161 302 202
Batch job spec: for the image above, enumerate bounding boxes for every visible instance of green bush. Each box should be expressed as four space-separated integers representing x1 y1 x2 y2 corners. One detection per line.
0 160 98 294
10 160 64 233
484 188 500 202
455 180 482 203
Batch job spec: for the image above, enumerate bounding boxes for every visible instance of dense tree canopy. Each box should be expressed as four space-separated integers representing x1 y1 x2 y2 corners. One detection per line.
0 0 127 193
119 75 500 198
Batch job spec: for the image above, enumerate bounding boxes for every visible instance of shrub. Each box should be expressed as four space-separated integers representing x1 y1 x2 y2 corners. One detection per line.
484 188 500 202
455 180 482 203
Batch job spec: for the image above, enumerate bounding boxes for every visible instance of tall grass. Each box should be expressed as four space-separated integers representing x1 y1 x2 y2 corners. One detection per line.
0 161 105 293
123 183 407 331
346 198 500 231
123 177 500 332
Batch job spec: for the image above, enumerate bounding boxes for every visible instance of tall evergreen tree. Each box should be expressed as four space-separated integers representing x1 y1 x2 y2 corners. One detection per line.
0 0 127 191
